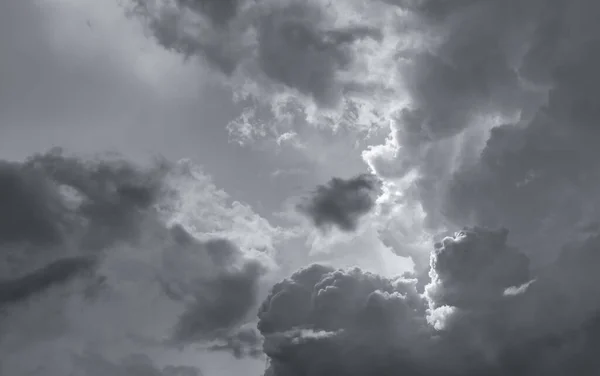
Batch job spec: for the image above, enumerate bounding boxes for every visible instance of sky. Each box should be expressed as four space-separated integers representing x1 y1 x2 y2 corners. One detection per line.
2 0 600 375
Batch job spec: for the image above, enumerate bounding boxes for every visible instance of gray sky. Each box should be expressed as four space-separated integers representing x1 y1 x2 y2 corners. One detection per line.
3 0 600 375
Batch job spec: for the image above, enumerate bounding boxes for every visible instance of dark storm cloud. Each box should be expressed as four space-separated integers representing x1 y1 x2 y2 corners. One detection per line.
131 0 382 107
255 4 382 107
169 227 268 344
0 160 67 246
364 0 600 263
0 150 270 360
256 227 600 376
174 0 241 25
0 256 95 305
265 0 600 373
297 174 381 232
426 227 530 312
0 148 166 252
387 0 538 145
441 39 600 262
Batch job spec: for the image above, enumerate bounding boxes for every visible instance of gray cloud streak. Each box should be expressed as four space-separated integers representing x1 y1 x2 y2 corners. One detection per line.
0 256 96 306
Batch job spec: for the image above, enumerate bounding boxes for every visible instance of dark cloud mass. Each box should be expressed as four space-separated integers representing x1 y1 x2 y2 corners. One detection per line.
262 0 600 370
363 0 600 259
7 0 600 374
0 256 95 306
175 0 241 25
0 149 271 374
169 227 268 343
131 0 382 107
257 228 600 375
297 174 381 232
0 148 166 252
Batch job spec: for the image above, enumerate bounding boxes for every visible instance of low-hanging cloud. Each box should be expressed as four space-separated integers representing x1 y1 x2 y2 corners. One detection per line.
297 174 381 232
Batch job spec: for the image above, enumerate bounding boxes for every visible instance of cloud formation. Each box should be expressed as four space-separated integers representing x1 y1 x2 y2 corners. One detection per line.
0 256 95 306
168 226 268 343
132 0 382 106
0 150 278 375
14 0 600 374
344 1 600 297
257 227 600 375
129 0 392 144
297 174 381 232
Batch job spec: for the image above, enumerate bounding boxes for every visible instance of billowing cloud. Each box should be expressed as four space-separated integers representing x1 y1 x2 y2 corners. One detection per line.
0 150 280 375
9 0 600 375
297 174 381 232
257 227 600 375
132 0 382 107
360 0 600 269
257 263 430 376
128 0 392 145
258 0 600 372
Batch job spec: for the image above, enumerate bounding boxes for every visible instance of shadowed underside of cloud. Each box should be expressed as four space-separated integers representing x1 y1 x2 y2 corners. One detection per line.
297 174 381 232
257 227 600 375
0 149 278 374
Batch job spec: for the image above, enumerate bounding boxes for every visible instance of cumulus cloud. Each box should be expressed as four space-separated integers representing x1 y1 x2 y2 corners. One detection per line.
297 174 381 232
257 227 600 375
0 149 279 375
257 263 431 375
129 0 600 271
36 0 600 374
257 0 600 371
355 0 600 276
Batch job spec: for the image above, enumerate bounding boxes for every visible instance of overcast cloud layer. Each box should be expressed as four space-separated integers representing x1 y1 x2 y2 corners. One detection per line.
4 0 600 375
